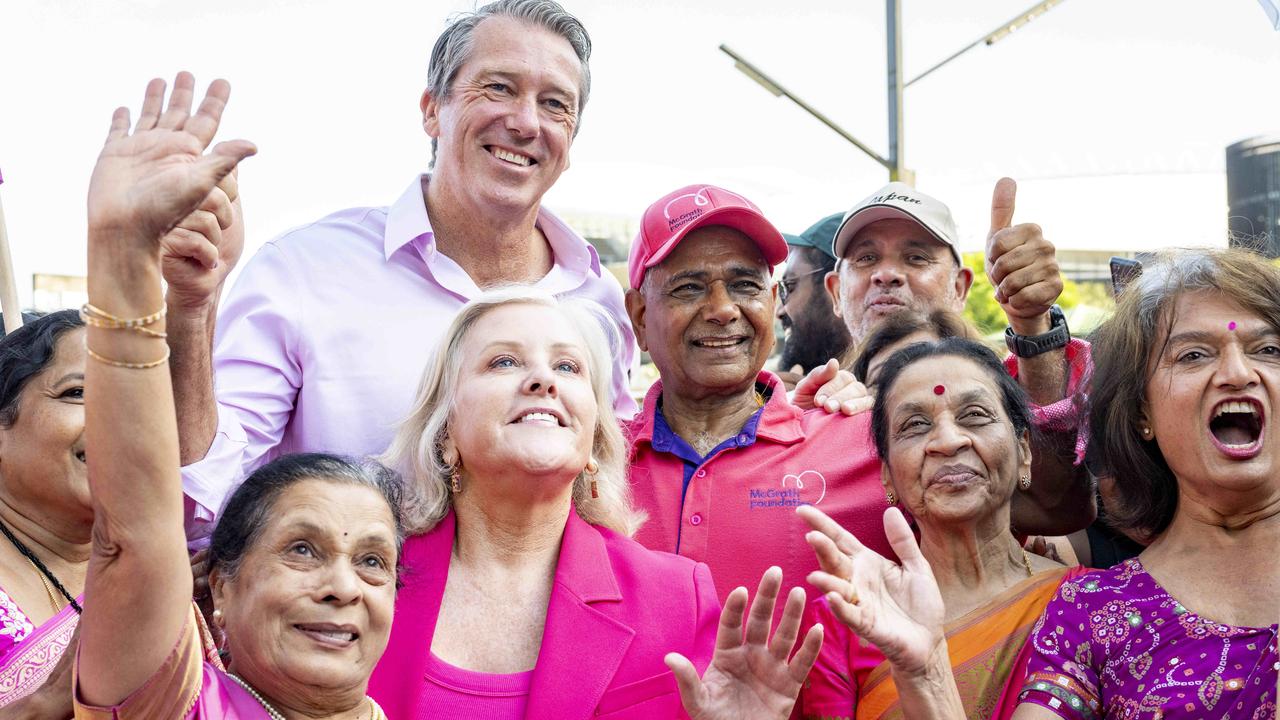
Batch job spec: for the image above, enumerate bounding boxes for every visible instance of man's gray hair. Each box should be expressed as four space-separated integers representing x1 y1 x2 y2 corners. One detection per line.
426 0 592 162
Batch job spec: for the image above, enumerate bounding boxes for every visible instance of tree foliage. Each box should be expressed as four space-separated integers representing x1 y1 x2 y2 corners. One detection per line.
960 251 1089 335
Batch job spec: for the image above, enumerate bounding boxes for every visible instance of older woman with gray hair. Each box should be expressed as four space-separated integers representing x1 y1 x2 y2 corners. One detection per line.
74 75 405 719
799 247 1279 719
368 287 822 719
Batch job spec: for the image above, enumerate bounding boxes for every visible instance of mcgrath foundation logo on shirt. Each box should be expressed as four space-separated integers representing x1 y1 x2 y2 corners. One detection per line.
747 470 827 510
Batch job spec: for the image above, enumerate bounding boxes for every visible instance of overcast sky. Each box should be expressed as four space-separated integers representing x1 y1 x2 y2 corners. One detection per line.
1 0 1278 304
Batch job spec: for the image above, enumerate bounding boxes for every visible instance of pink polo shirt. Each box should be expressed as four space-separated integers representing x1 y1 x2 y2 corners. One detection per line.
625 371 891 615
179 175 638 537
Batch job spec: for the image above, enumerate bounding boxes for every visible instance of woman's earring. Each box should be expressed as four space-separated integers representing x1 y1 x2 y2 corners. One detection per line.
885 489 896 506
1019 473 1032 491
211 608 224 628
1140 426 1153 440
585 458 600 499
449 467 462 494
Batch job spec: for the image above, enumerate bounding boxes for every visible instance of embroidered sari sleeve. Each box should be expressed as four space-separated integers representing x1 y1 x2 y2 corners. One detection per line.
73 606 203 720
1017 576 1103 719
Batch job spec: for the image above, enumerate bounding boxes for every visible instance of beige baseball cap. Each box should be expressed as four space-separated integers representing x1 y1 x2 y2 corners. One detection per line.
832 182 962 264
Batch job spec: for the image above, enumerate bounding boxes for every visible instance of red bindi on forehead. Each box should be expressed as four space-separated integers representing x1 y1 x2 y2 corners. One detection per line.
933 385 945 395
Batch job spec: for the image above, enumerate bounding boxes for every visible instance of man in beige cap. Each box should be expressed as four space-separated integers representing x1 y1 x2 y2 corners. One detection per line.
826 178 1068 406
825 178 1094 535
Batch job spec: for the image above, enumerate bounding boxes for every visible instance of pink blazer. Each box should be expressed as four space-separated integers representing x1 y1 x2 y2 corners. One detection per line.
368 509 720 719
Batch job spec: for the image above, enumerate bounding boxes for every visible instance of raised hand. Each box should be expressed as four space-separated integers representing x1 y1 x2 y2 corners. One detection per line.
793 358 874 416
665 567 823 720
984 178 1062 336
87 72 256 251
161 169 245 310
798 505 945 676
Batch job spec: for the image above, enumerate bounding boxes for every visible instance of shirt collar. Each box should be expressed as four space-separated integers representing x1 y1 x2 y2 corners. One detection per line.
382 174 603 279
633 370 806 448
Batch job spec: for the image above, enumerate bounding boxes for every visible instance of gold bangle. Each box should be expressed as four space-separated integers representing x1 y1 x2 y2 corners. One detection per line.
80 303 166 328
80 304 168 339
85 344 170 370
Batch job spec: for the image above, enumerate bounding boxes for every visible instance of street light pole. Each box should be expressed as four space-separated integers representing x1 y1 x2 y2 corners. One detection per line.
719 44 892 173
885 0 911 184
724 0 1065 186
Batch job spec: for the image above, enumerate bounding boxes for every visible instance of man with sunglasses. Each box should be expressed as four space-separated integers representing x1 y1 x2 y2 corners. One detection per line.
775 214 852 388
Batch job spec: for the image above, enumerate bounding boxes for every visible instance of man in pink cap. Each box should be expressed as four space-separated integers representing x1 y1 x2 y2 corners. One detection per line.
623 184 892 618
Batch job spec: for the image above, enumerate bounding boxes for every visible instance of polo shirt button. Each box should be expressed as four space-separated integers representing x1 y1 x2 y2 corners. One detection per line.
690 513 703 526
695 469 707 478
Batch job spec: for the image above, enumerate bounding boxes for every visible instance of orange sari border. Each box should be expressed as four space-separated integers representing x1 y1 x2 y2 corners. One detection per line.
857 566 1081 720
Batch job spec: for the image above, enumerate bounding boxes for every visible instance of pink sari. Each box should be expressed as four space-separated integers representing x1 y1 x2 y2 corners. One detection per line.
0 585 79 707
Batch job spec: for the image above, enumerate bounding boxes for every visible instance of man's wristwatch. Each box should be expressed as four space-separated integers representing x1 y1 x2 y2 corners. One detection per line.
1005 304 1070 358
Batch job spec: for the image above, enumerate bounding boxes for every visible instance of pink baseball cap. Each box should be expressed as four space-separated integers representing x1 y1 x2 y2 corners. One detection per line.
628 184 788 289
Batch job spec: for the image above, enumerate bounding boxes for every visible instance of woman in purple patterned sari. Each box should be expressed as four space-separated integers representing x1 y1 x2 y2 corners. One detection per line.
0 310 88 717
796 248 1278 719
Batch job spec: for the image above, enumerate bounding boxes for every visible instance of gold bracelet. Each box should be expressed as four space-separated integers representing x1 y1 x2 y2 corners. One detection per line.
85 344 170 370
80 303 167 339
80 303 166 328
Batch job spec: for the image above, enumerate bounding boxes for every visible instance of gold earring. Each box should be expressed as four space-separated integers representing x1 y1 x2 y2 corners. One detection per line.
1141 426 1153 439
885 489 896 506
449 467 462 494
211 608 224 627
585 458 599 499
1019 473 1032 490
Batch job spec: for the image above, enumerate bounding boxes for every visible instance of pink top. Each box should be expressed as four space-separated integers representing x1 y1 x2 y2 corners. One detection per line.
369 509 721 720
423 652 532 719
179 174 639 537
626 371 891 622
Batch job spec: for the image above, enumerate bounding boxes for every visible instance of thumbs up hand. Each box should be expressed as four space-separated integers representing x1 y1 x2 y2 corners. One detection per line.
984 178 1062 335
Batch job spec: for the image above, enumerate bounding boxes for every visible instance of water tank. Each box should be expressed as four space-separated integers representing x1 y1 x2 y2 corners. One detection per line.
1227 136 1280 257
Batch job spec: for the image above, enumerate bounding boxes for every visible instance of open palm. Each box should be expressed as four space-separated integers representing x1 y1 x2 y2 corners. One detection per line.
87 73 255 249
798 505 946 675
666 567 823 720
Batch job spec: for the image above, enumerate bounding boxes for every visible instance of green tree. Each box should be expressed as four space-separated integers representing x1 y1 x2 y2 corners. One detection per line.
961 251 1084 335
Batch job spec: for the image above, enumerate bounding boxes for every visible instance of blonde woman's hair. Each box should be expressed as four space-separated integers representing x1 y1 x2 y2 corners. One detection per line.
381 287 645 536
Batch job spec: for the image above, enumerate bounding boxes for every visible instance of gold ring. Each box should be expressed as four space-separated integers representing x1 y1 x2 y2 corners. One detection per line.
845 582 859 605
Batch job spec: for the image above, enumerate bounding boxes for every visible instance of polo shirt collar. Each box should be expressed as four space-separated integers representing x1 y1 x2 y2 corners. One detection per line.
382 174 604 282
633 370 806 448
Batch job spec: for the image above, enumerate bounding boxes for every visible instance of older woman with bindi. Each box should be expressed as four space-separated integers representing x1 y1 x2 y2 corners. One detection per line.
0 310 86 717
799 247 1280 719
800 337 1083 720
74 74 406 719
370 288 822 720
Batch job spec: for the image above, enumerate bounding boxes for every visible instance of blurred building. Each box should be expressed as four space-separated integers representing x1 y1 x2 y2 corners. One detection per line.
1227 136 1280 257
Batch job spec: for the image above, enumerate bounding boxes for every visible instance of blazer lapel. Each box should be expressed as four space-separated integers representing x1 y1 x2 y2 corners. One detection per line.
525 511 635 720
368 512 454 719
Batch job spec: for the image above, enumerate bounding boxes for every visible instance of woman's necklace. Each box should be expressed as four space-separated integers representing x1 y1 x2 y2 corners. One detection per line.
0 518 82 614
1020 548 1034 577
225 673 378 720
25 556 62 614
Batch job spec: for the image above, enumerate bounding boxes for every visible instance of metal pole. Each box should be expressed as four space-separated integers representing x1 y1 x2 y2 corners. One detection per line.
720 45 893 171
886 0 909 185
0 171 22 335
906 0 1067 88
